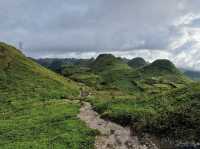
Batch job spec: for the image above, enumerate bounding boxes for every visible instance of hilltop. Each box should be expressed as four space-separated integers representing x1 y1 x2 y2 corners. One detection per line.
33 52 200 146
142 59 181 76
128 57 147 69
0 43 96 148
0 42 80 100
38 54 190 94
91 54 131 72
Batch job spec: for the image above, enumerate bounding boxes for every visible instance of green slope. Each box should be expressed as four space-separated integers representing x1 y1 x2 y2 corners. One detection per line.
0 42 96 148
128 57 147 69
91 54 131 73
33 52 200 145
58 55 190 94
94 58 190 93
141 59 182 76
87 82 200 143
0 42 80 99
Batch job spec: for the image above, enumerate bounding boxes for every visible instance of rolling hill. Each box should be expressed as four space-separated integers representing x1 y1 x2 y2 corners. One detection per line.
87 82 200 146
0 42 96 148
128 57 147 69
44 54 190 94
34 52 200 146
91 54 131 72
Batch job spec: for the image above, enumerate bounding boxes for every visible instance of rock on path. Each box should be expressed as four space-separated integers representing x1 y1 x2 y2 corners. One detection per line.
78 102 157 149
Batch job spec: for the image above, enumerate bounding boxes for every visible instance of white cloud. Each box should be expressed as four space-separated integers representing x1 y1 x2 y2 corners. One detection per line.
1 0 200 70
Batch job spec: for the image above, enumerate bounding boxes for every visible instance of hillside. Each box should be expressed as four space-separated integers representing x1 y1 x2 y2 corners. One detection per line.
91 57 190 93
0 42 81 99
142 59 181 75
91 54 131 72
36 58 94 73
0 43 96 148
87 82 200 146
128 57 147 69
41 55 190 94
33 52 200 146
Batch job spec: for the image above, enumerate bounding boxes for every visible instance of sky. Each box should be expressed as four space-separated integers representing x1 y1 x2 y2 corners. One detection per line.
1 0 200 70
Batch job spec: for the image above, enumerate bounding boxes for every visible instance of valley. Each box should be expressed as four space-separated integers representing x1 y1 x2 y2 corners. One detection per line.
1 42 200 148
36 53 200 148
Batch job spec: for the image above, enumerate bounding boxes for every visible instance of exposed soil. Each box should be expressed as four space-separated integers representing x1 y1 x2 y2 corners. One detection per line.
78 102 158 149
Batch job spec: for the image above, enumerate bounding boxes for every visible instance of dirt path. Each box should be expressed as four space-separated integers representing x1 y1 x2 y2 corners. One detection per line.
78 102 158 149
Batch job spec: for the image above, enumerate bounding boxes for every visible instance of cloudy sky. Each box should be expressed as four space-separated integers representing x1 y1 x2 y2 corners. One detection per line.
1 0 200 70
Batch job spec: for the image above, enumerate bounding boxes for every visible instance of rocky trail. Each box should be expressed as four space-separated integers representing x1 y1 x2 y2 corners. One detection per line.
78 102 158 149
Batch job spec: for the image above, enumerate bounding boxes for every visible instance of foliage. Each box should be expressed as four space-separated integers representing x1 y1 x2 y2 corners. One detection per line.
35 51 200 143
128 57 147 69
86 82 200 141
0 42 96 148
0 100 96 149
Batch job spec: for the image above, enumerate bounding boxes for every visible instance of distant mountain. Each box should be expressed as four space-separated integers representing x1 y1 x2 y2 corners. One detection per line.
183 70 200 80
36 55 191 94
128 57 147 69
36 58 94 73
142 59 182 76
33 52 200 144
91 54 131 72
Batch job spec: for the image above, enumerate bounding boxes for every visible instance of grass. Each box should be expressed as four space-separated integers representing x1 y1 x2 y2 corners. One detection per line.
0 100 96 149
35 51 200 143
86 82 200 142
0 42 96 148
91 54 131 73
50 54 190 96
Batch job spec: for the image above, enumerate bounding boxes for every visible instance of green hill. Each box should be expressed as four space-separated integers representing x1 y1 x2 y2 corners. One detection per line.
0 43 80 100
142 59 181 76
87 82 200 145
32 51 200 145
128 57 147 69
0 43 96 148
91 54 131 72
92 57 190 94
55 55 190 94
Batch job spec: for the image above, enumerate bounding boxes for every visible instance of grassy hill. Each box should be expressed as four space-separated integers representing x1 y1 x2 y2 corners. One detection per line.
128 57 147 69
91 56 190 94
52 55 190 94
34 52 200 145
91 54 131 73
142 59 181 76
86 82 200 144
0 42 96 148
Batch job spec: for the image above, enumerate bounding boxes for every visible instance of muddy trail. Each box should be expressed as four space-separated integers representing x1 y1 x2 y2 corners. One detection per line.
78 102 158 149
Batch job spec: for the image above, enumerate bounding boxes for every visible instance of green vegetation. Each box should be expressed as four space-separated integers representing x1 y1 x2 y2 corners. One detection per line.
91 54 131 73
86 82 200 141
39 54 190 94
0 100 96 149
0 42 96 148
128 57 147 69
35 52 200 144
141 59 182 76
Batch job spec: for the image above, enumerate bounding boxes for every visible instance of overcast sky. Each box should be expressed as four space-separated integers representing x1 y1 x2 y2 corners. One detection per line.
1 0 200 70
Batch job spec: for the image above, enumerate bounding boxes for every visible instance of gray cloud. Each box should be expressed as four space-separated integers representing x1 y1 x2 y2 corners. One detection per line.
1 0 200 70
